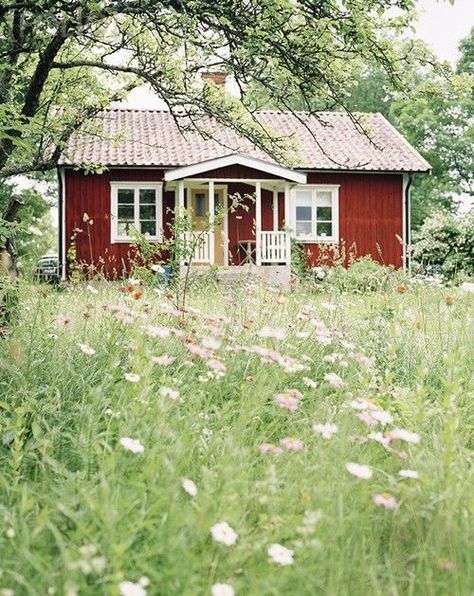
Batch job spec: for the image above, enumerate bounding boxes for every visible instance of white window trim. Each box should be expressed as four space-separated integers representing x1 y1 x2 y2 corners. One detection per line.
110 181 163 243
290 184 340 243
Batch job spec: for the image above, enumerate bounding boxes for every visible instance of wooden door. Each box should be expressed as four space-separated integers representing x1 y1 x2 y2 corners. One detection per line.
190 188 226 265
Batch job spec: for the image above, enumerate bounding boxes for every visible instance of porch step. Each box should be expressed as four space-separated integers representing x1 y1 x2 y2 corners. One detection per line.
179 264 291 287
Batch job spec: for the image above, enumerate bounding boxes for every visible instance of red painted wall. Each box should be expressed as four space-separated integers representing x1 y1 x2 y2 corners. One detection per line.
64 168 404 277
303 172 404 268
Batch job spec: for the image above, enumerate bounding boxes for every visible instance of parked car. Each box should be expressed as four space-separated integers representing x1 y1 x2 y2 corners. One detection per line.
35 254 59 282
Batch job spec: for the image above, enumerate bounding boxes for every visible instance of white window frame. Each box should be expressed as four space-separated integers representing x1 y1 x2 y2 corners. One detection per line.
110 182 163 243
291 184 339 243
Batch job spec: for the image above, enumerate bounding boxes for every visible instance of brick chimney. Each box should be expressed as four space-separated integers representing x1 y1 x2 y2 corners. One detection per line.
201 72 227 86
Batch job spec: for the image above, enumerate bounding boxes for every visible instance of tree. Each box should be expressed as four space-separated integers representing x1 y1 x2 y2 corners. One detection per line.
0 2 420 208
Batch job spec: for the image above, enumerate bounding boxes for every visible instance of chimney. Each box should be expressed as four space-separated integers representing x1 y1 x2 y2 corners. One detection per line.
201 71 227 87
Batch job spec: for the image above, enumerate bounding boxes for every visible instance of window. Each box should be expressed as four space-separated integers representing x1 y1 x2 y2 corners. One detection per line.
111 182 162 242
195 193 206 217
292 185 339 242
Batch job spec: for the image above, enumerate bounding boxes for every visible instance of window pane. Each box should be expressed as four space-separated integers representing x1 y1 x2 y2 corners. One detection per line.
317 222 332 237
118 204 134 219
140 204 156 220
139 188 156 204
296 221 312 236
140 220 156 236
117 221 135 237
296 206 312 221
317 206 332 221
118 189 134 204
316 191 332 206
195 193 206 216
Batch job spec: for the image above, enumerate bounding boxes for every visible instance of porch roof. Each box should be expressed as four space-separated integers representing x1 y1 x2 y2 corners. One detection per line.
163 154 307 184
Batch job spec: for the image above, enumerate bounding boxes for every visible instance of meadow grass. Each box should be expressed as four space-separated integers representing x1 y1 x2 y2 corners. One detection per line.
0 278 472 595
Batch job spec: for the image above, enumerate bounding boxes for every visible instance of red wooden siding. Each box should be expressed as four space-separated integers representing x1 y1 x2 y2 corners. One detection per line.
193 164 280 179
303 173 404 268
64 167 404 277
65 169 168 278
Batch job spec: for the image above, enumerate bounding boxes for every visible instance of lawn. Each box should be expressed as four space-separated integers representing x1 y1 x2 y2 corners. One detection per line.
0 278 472 595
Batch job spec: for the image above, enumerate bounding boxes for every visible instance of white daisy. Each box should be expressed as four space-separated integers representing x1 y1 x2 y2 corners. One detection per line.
268 543 294 565
119 437 144 454
210 522 238 546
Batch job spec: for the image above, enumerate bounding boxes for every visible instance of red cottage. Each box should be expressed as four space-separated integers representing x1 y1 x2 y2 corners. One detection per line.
58 108 430 280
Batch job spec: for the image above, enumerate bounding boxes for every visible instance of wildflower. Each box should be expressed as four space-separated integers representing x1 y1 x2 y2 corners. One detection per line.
159 386 179 400
438 558 455 570
211 583 234 596
119 437 144 454
150 263 165 273
323 372 346 388
152 355 175 366
280 437 304 451
346 463 373 480
303 377 317 388
181 478 198 497
132 290 143 300
145 325 171 339
5 527 15 539
388 428 420 444
258 326 286 340
373 493 398 509
210 522 238 546
82 212 90 222
86 284 98 294
445 295 454 305
77 343 96 356
259 443 283 456
118 579 147 596
312 423 338 439
268 543 294 565
124 373 140 383
350 398 378 411
202 336 221 350
56 314 75 326
399 469 419 479
396 285 407 293
274 389 303 412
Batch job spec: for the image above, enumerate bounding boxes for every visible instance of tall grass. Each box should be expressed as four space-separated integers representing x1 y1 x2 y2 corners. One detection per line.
0 279 472 595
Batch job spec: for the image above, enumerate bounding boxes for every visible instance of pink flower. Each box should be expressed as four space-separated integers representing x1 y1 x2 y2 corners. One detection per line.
259 443 283 456
388 428 420 444
280 437 304 451
273 389 304 412
312 423 338 439
259 326 286 340
438 558 455 570
56 314 75 326
373 493 398 509
323 372 346 388
346 462 373 479
152 355 175 366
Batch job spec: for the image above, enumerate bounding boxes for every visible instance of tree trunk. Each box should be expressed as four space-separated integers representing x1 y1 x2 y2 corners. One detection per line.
1 193 23 277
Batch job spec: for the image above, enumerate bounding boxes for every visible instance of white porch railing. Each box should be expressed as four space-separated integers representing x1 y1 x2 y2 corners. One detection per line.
183 231 210 263
259 231 290 264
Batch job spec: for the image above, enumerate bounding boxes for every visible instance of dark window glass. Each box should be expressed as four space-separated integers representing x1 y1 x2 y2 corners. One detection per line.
317 206 332 221
118 189 134 204
140 220 156 236
296 206 312 221
317 222 332 237
139 188 156 204
195 193 206 216
140 204 156 220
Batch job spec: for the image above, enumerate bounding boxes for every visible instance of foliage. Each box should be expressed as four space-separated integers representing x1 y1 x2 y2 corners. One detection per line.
308 256 408 294
0 280 472 594
0 0 423 184
0 179 55 270
411 209 474 280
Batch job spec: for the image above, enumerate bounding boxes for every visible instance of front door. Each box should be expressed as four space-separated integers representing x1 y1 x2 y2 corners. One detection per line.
190 187 226 265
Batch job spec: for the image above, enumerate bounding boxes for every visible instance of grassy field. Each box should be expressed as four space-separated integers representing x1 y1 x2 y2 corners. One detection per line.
0 278 472 595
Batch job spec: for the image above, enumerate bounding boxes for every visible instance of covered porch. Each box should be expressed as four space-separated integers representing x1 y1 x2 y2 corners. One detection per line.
164 154 306 267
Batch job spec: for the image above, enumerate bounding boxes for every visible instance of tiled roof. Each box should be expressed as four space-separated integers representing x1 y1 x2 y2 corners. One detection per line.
59 109 431 172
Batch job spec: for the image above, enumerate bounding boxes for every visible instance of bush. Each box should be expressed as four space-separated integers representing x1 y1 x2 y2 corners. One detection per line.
411 209 474 280
308 256 407 294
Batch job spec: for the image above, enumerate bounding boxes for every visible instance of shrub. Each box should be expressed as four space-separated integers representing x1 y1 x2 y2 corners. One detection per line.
411 209 474 280
308 256 406 294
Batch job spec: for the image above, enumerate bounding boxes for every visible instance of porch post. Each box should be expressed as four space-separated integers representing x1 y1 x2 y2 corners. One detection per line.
208 180 215 265
273 188 279 231
284 181 291 266
177 179 185 265
255 181 262 266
